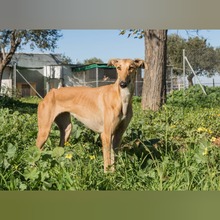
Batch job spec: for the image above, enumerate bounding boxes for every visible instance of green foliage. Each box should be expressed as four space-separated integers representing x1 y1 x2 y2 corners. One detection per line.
1 90 220 190
167 85 220 108
0 30 62 51
0 95 39 114
167 34 185 72
83 57 104 65
119 29 145 39
167 34 219 76
59 54 73 64
121 30 220 77
0 30 62 89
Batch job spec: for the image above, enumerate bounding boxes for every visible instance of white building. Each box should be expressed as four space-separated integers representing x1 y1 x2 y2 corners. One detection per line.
2 53 78 97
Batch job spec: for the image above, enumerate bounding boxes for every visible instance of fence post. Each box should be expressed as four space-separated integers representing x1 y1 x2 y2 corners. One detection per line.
183 49 186 89
135 72 138 96
13 62 17 93
171 65 173 91
96 67 98 87
83 71 86 86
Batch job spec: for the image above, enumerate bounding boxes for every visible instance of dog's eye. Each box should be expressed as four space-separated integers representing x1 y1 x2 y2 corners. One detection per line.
117 66 121 70
129 66 134 71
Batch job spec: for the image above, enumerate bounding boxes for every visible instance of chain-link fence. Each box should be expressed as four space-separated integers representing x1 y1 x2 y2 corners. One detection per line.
71 64 143 96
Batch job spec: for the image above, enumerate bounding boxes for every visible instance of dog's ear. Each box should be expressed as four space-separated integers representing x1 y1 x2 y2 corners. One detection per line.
108 59 119 67
133 59 148 69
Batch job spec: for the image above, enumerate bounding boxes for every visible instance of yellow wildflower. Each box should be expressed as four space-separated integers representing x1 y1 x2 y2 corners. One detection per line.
64 141 71 146
211 137 217 142
65 153 73 159
170 125 176 128
207 129 213 134
202 147 209 156
197 127 206 132
89 155 95 160
197 127 212 134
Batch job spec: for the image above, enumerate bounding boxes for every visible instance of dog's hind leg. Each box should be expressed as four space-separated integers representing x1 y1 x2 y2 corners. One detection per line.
54 112 72 146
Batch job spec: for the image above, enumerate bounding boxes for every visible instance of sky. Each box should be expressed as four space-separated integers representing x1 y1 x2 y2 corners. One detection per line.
19 29 220 64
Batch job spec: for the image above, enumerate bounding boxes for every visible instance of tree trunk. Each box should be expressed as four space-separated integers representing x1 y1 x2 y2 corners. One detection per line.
0 60 10 92
187 73 194 87
141 30 167 111
0 30 21 92
0 64 5 91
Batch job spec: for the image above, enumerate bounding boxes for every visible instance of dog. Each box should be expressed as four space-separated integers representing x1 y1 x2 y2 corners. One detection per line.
36 58 147 172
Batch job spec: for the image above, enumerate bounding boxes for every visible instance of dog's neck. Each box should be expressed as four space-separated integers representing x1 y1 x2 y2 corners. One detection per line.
116 79 135 120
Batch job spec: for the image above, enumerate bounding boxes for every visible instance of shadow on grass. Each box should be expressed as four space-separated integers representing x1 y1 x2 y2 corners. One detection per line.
122 138 162 168
0 95 38 114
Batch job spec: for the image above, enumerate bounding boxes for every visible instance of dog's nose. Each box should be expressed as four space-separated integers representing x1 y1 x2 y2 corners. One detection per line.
119 81 127 88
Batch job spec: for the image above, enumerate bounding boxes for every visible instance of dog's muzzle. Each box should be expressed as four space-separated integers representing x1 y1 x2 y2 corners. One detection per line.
119 79 131 88
119 81 127 88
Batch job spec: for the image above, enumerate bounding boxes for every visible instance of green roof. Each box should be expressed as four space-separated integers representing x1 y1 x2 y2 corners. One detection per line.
72 63 115 72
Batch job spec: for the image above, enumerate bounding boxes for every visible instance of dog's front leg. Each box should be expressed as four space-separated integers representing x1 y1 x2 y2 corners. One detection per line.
112 104 133 153
101 132 115 173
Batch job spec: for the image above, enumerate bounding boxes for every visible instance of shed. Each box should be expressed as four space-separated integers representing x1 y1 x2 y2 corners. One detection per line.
2 53 76 97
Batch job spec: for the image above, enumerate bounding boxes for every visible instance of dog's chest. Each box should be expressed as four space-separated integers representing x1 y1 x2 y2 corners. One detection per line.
120 87 131 120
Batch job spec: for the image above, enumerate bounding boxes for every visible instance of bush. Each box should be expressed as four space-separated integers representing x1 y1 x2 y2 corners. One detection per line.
166 85 220 108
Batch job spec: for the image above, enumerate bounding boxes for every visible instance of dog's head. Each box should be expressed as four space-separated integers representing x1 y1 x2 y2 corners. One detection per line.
108 58 147 88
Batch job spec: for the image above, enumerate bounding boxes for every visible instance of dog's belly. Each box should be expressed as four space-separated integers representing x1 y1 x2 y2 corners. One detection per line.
71 113 103 133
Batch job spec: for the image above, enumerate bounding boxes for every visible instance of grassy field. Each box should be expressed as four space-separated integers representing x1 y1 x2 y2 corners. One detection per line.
1 85 220 190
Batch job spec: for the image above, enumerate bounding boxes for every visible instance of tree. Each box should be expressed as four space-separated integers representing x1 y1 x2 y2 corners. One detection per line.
167 34 186 73
0 29 62 90
83 57 104 65
214 47 220 73
185 37 218 86
167 35 219 86
60 54 73 64
120 29 167 111
143 30 167 110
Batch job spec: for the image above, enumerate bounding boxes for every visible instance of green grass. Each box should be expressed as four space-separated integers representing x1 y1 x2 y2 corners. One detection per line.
1 85 220 190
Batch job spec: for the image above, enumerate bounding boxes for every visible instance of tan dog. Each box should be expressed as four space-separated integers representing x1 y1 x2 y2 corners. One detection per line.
36 58 146 172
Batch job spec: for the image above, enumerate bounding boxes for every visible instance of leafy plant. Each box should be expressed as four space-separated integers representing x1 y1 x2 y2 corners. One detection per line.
1 88 220 191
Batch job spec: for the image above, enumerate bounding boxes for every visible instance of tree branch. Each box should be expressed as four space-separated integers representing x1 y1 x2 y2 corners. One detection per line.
3 30 21 66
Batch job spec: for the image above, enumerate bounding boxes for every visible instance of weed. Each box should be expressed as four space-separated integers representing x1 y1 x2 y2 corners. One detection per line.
1 86 220 190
